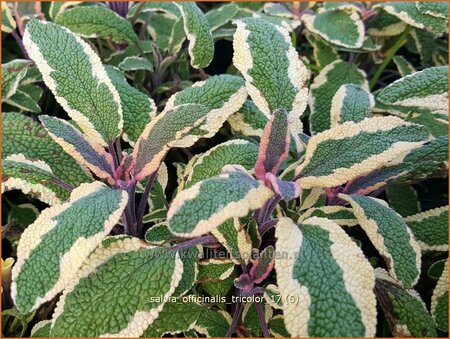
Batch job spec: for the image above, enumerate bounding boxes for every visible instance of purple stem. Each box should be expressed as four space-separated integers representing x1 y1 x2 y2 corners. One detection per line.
11 29 28 59
259 218 279 236
135 171 158 229
171 235 217 251
255 297 270 337
226 301 243 337
109 141 119 170
259 194 282 224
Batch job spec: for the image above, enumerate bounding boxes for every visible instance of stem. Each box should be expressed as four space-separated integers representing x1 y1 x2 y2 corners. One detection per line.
130 1 145 25
11 29 28 59
255 298 270 338
171 235 217 251
226 301 243 337
109 141 119 170
135 171 158 229
260 195 282 224
259 219 279 235
50 176 74 192
115 138 123 163
369 26 411 90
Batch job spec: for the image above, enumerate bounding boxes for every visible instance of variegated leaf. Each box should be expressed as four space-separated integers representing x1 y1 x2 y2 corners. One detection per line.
232 17 309 136
431 261 448 332
227 99 269 138
269 315 290 337
4 84 43 113
11 182 128 314
145 222 172 245
2 155 70 205
30 320 51 338
306 34 339 69
128 1 180 19
296 116 431 189
118 56 153 72
55 5 138 44
23 19 123 146
298 206 358 226
105 65 156 145
185 139 259 188
40 115 115 183
330 84 374 127
377 66 448 113
2 60 30 100
198 258 235 283
168 166 274 237
252 13 301 32
386 183 420 217
373 2 448 34
375 268 437 337
340 194 421 288
131 103 210 181
405 206 448 252
309 60 367 134
48 1 81 20
264 284 283 310
50 238 183 337
367 11 407 37
416 1 448 19
174 2 214 69
212 218 252 264
2 113 92 187
173 247 199 298
206 3 239 31
1 2 16 33
407 109 448 138
275 217 377 337
393 55 416 77
302 10 365 48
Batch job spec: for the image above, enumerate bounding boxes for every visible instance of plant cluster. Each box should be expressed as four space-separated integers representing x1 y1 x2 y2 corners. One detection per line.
1 1 448 338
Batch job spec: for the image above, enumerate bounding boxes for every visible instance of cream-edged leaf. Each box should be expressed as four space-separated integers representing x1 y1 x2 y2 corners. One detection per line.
168 167 274 237
431 261 448 332
11 182 128 314
340 194 421 288
298 206 358 226
275 217 377 337
227 99 269 138
23 19 123 146
1 2 16 33
206 3 239 31
2 60 30 100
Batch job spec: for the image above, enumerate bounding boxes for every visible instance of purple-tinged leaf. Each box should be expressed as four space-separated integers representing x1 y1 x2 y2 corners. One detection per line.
266 173 301 201
250 246 275 284
254 108 290 181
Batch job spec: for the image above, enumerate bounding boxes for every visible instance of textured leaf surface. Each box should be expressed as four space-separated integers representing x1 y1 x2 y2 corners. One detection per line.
206 3 239 31
175 2 214 69
309 60 367 133
118 56 153 72
367 11 407 37
168 167 274 237
416 2 448 19
405 206 448 252
275 217 376 337
212 218 252 264
40 115 115 182
164 74 247 146
227 99 268 137
386 183 420 217
377 66 448 113
131 103 210 181
297 116 430 189
298 206 357 226
105 66 156 145
11 182 128 314
373 2 447 34
306 34 339 69
2 60 30 100
1 2 16 33
431 261 448 332
232 17 309 136
2 155 69 205
23 19 123 146
5 85 42 113
185 139 259 188
172 247 199 298
2 113 91 187
375 269 437 337
302 10 364 48
51 239 183 337
341 194 421 288
55 6 138 44
393 55 416 76
144 222 172 245
330 84 374 127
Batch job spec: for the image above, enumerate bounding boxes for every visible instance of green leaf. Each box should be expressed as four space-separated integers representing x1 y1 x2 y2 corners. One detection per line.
330 84 374 127
145 222 172 245
340 194 421 288
302 10 365 48
30 320 51 338
2 155 70 205
164 74 248 146
11 182 128 314
206 3 239 31
263 2 295 18
393 55 416 76
2 2 16 33
385 183 420 217
375 268 437 337
367 11 407 37
264 284 283 310
416 2 448 19
2 113 92 188
194 308 231 336
305 34 339 69
23 19 123 146
242 302 272 337
373 2 448 34
7 203 39 228
268 315 290 337
185 139 259 188
296 116 431 189
174 2 214 69
406 109 449 137
233 17 309 137
168 17 186 53
105 65 156 145
275 217 377 337
377 66 448 113
50 240 184 337
212 218 253 264
55 5 138 44
167 167 274 237
173 247 199 298
405 206 448 252
298 206 358 226
4 86 42 113
431 261 448 332
410 29 438 67
2 60 30 100
198 259 236 298
227 99 269 138
131 103 210 181
128 1 180 19
309 60 367 133
118 56 153 72
40 115 115 182
252 13 301 32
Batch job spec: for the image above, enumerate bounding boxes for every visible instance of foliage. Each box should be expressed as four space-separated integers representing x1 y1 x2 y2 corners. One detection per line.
1 1 448 338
